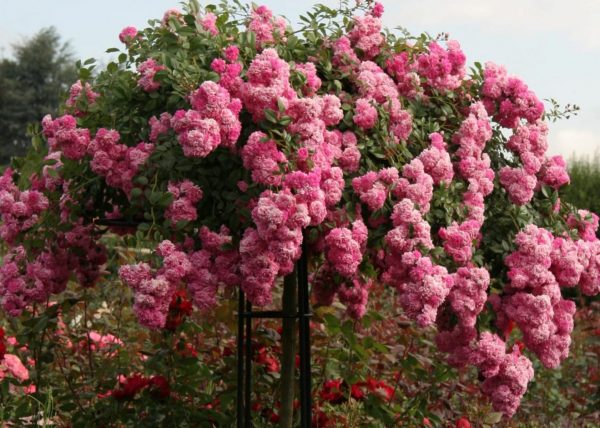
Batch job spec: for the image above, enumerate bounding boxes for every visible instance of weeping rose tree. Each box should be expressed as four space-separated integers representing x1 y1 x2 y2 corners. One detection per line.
0 0 598 424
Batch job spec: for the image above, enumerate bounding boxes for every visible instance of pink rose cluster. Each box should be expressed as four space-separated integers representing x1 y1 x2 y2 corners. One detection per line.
482 62 544 129
137 58 166 92
148 112 172 143
436 323 534 417
440 330 534 418
385 52 421 98
331 130 361 173
294 62 322 96
488 226 569 371
42 114 90 160
211 46 243 98
240 48 296 122
199 12 218 36
0 246 68 317
286 95 344 170
248 5 287 48
352 156 436 215
394 157 436 214
438 220 481 265
415 40 466 92
1 352 30 383
396 250 454 327
36 151 64 193
172 81 242 157
240 132 287 186
417 133 454 185
165 180 203 224
119 26 138 44
311 219 371 319
452 102 494 223
352 171 390 212
120 229 241 329
240 189 309 305
325 221 367 279
565 211 600 296
383 198 452 327
353 61 412 141
436 221 600 417
119 241 189 329
65 80 99 116
0 224 107 316
431 102 495 268
499 120 570 205
188 226 240 311
0 169 48 244
88 128 154 196
347 10 384 59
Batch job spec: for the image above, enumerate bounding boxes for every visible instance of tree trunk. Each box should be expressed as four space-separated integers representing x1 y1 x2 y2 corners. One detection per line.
279 271 297 428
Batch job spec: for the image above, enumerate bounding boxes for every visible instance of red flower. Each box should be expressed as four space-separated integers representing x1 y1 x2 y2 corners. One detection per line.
351 383 366 400
255 347 280 373
165 289 193 330
97 390 113 399
112 374 149 400
367 377 394 401
313 410 332 427
350 377 394 402
456 417 471 428
503 319 516 339
320 379 345 404
203 398 220 409
148 375 170 399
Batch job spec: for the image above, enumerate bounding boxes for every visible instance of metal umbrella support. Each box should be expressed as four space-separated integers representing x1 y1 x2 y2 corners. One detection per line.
236 247 312 428
95 218 313 426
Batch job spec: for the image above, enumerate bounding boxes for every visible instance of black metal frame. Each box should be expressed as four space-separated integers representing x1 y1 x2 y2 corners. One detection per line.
96 218 313 426
236 249 312 427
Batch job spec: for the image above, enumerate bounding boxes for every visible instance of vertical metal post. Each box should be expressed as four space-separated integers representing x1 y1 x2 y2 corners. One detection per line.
244 299 252 428
237 291 245 428
298 242 312 427
236 243 313 427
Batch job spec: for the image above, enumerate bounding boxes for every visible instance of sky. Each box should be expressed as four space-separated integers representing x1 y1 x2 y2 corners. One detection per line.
1 0 599 160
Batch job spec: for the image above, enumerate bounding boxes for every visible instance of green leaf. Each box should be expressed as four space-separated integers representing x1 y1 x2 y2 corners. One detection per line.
264 108 278 123
484 412 503 424
277 98 287 113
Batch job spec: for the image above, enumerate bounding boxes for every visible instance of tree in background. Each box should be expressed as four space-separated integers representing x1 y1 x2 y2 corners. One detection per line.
0 27 76 165
562 153 600 217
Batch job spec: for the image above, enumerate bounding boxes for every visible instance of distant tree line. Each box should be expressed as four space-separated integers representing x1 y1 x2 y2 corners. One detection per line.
563 152 600 216
0 27 76 165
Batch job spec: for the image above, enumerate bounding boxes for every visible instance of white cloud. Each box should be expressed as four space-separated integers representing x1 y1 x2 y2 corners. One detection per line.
383 0 600 50
548 128 600 160
0 28 20 58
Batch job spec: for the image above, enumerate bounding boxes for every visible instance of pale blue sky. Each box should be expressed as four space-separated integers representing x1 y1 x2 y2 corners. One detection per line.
1 0 599 159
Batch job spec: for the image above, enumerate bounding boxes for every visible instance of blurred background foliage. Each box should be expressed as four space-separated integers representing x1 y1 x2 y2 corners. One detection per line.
0 27 76 165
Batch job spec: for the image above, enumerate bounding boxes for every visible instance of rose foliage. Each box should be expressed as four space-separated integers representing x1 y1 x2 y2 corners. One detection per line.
0 0 598 420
